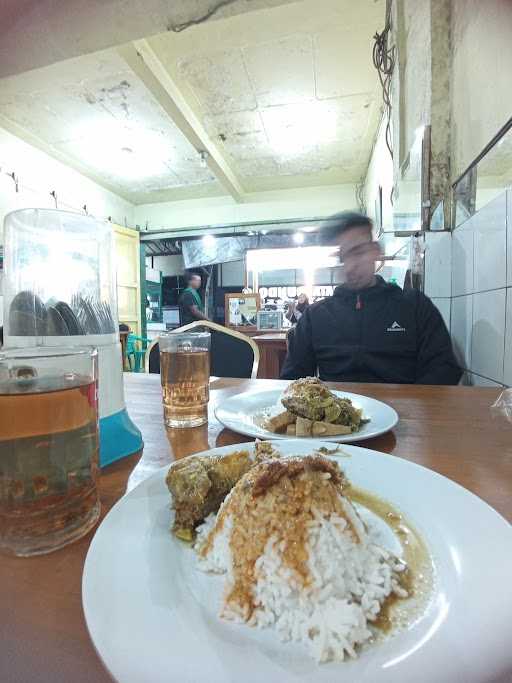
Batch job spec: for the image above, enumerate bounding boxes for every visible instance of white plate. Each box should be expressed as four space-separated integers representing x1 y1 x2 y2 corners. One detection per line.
83 441 512 683
215 388 399 442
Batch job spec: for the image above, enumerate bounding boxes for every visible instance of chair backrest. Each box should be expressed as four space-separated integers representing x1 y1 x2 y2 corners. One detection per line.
144 320 259 378
145 339 161 374
126 333 136 354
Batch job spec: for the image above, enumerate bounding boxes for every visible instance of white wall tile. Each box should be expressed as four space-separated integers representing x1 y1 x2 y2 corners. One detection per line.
424 232 452 298
452 225 474 296
431 297 451 331
472 289 506 383
473 192 507 292
504 288 512 387
451 295 472 369
507 190 512 286
469 373 504 388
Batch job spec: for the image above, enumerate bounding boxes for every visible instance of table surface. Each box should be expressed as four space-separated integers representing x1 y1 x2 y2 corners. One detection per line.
252 332 287 341
1 374 511 683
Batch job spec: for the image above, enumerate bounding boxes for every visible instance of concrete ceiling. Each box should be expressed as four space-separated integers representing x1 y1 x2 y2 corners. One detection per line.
0 0 384 204
0 0 297 78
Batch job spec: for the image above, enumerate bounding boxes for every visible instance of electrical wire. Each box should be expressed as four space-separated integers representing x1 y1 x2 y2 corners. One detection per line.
169 0 241 33
355 177 366 215
372 0 395 160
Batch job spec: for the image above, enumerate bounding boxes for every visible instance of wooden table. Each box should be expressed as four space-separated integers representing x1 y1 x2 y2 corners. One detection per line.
253 332 288 378
232 327 288 338
1 375 511 683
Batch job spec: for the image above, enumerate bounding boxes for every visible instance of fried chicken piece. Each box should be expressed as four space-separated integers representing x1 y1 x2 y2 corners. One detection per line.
167 443 282 540
282 378 328 421
282 377 362 430
166 450 252 540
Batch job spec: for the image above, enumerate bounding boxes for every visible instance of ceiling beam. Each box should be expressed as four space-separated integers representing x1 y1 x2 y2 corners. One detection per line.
118 39 244 202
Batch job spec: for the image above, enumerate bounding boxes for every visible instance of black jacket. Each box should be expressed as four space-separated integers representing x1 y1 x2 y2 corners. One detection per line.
281 277 461 385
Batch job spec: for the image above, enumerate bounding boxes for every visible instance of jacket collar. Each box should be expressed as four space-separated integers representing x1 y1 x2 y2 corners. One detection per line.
333 275 398 301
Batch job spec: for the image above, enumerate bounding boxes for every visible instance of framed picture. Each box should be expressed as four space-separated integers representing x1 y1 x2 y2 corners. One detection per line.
225 293 260 328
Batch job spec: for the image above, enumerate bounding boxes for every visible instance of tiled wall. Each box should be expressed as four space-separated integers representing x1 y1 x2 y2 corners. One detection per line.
424 231 452 333
449 190 511 387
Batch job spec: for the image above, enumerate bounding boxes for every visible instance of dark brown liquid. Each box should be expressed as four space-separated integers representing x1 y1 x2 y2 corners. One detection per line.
0 375 100 556
160 350 209 426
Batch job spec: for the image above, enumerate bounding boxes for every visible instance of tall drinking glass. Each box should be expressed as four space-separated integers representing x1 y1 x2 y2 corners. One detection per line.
0 347 100 556
159 331 211 428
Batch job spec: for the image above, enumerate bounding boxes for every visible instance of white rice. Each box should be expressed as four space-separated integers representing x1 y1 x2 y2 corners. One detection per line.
195 498 407 663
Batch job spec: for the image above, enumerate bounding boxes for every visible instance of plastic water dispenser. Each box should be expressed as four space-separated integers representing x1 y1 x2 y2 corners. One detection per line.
2 208 143 466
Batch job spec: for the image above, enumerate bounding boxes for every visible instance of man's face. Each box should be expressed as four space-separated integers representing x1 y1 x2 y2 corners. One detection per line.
336 227 381 290
190 275 201 290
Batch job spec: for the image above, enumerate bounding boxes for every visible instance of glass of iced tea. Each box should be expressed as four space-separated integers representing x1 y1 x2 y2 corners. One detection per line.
159 331 211 428
0 347 100 556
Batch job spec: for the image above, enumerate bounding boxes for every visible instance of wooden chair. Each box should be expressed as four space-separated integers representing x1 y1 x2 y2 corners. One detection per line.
144 320 260 378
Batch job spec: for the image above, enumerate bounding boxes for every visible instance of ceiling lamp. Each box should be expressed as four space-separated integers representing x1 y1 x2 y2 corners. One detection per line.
293 232 305 244
202 234 215 246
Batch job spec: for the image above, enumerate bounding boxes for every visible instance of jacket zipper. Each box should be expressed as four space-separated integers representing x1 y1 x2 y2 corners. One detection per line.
356 294 362 310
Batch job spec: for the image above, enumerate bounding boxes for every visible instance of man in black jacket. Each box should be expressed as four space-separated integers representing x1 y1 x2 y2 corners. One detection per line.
281 212 461 385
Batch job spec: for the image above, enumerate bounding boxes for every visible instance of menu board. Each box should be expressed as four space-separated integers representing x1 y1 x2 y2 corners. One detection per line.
225 293 260 328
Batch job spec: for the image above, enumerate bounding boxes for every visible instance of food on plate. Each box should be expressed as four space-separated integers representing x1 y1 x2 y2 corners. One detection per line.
195 454 409 663
252 439 281 462
166 450 252 541
166 441 280 540
295 415 313 436
266 410 296 432
265 377 367 437
312 421 351 436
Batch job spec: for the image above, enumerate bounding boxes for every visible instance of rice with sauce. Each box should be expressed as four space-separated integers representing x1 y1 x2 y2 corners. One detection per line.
195 455 408 663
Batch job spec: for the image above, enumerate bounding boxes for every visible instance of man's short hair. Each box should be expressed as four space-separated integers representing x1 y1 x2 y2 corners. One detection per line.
186 271 201 284
322 211 373 244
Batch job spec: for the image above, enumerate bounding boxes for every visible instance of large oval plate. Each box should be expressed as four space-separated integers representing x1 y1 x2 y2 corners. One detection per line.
215 388 399 442
83 441 512 683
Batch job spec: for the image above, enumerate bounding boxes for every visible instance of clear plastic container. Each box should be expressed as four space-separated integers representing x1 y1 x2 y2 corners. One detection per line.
0 346 100 556
3 209 117 339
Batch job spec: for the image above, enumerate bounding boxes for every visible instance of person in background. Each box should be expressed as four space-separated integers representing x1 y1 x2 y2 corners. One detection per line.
179 272 210 325
286 293 310 325
281 211 461 385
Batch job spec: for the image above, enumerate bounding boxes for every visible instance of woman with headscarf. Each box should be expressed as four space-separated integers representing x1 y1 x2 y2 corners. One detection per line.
285 293 309 325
